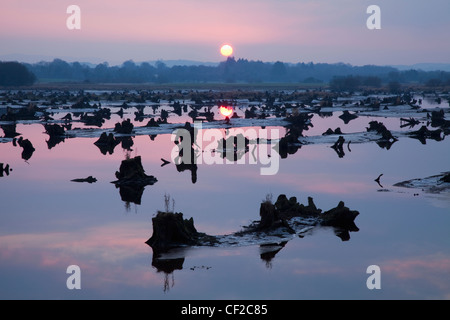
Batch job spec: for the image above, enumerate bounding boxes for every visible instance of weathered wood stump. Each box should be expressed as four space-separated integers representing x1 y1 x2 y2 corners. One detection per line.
112 156 157 186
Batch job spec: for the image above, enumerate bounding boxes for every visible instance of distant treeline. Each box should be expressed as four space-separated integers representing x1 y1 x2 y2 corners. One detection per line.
1 58 450 87
0 61 36 86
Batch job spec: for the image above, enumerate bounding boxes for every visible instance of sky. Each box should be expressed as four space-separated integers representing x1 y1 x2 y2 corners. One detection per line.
1 0 449 66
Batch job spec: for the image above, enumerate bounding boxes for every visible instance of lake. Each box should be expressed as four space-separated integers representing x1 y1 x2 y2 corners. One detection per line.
0 88 449 299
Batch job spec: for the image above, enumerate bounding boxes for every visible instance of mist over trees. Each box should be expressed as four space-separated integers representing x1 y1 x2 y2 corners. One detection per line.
26 58 399 84
1 58 450 87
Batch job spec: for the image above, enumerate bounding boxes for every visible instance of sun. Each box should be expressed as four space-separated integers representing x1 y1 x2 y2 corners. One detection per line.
219 106 233 117
220 44 233 57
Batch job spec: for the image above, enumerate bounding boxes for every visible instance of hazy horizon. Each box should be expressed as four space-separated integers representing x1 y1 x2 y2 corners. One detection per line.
3 53 450 72
1 0 449 67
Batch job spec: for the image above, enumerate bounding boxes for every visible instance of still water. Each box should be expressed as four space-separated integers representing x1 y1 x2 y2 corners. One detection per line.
0 97 449 300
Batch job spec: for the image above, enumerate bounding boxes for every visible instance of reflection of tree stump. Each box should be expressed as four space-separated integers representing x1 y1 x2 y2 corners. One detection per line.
331 136 345 158
408 126 443 144
0 163 12 177
152 257 184 274
111 156 157 206
430 109 450 128
118 185 145 205
17 137 35 161
152 257 183 292
94 132 120 155
339 110 358 124
259 241 287 268
217 133 250 162
1 124 20 138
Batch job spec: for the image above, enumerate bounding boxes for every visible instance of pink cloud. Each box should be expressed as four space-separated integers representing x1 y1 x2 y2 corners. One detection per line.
382 253 450 292
384 254 450 279
254 171 373 196
1 0 289 44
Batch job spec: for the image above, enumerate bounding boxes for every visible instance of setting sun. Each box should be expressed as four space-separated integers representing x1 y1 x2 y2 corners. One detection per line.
219 106 233 117
220 44 233 57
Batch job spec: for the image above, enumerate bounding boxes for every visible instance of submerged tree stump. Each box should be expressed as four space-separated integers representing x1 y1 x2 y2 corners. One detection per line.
320 201 359 231
146 211 218 252
146 194 361 253
111 156 157 186
146 212 198 250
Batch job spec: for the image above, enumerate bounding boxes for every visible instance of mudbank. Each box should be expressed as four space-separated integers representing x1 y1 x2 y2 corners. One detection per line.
407 125 444 144
394 171 450 194
146 194 360 253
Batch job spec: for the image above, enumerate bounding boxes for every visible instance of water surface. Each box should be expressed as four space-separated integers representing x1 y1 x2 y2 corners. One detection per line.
1 92 449 300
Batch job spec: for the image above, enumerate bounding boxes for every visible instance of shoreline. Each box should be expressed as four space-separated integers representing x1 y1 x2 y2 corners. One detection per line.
2 81 450 92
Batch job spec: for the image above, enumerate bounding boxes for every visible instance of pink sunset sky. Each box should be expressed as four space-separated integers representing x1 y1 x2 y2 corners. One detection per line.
1 0 449 66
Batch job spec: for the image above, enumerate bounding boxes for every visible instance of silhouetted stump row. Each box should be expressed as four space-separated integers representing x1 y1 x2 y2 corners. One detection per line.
322 127 343 136
331 136 346 158
259 195 322 232
407 125 444 144
0 104 40 121
114 119 134 134
260 195 358 231
366 120 397 142
94 132 120 155
430 109 450 128
146 194 360 252
111 156 157 187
